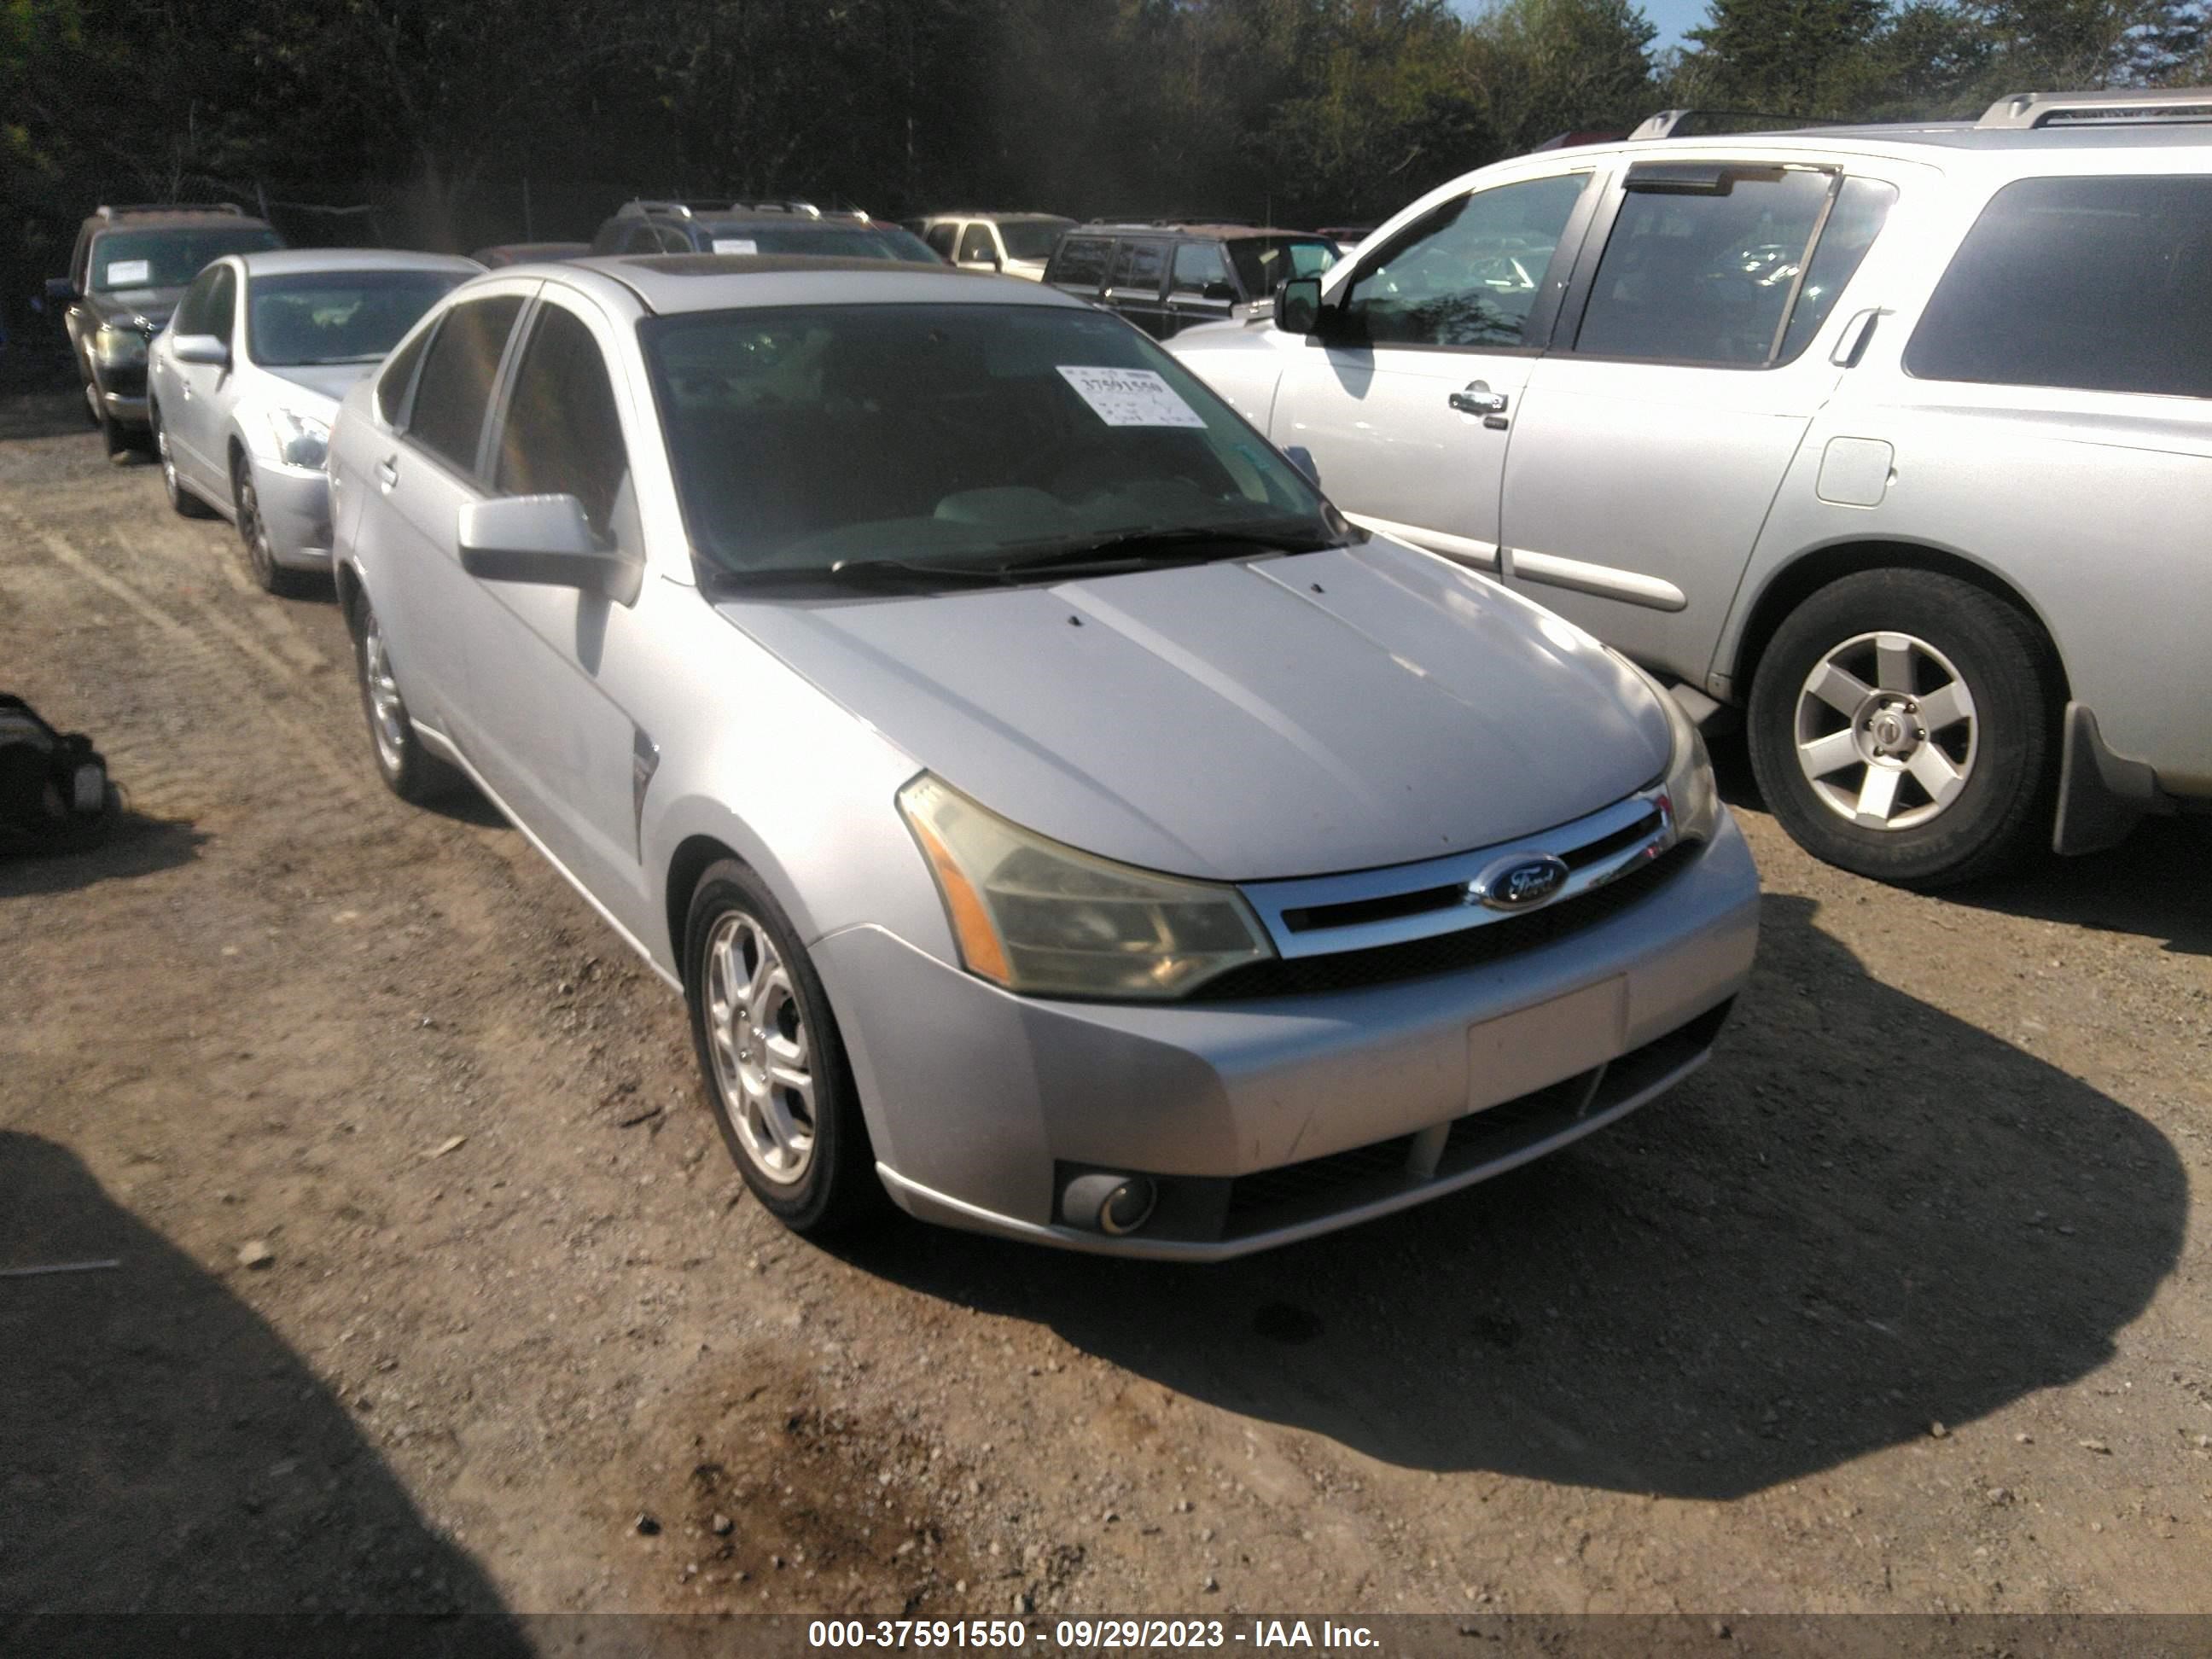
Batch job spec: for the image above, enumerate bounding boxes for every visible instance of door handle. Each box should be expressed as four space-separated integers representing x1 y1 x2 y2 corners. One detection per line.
1449 381 1509 416
375 457 399 491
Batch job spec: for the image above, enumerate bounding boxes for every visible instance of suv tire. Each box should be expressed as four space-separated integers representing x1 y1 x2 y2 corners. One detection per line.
684 859 882 1236
1749 568 2058 889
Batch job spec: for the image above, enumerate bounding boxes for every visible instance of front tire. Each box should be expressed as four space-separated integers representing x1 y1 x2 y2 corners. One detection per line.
1747 568 2059 888
349 590 457 805
684 859 881 1236
235 453 310 596
152 405 214 518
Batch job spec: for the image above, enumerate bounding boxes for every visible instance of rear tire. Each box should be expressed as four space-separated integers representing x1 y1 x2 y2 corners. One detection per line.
684 859 882 1237
348 589 459 805
1747 568 2059 888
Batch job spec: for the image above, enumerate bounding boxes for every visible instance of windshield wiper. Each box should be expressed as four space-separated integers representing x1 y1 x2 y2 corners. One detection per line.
705 558 1011 592
985 523 1346 577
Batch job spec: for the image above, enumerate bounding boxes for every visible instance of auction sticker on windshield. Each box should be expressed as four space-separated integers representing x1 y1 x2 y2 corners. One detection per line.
712 239 759 255
1057 365 1206 428
105 259 152 287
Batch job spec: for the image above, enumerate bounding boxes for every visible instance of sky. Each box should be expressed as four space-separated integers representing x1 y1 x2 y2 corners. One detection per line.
1452 0 1708 52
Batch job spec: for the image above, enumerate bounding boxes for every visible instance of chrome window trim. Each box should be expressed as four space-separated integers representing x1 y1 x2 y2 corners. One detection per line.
1239 788 1676 959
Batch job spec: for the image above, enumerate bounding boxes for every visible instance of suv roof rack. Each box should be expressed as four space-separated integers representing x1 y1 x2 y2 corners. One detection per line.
1976 87 2212 128
1627 108 1829 139
95 201 246 220
615 197 855 222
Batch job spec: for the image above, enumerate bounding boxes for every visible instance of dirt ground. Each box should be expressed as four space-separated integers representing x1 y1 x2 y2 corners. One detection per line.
3 395 2210 1628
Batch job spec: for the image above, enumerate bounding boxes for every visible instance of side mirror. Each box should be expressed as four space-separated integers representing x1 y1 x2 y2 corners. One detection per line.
44 276 77 304
1200 280 1237 303
457 495 640 604
1285 445 1321 486
1274 275 1324 336
172 333 230 367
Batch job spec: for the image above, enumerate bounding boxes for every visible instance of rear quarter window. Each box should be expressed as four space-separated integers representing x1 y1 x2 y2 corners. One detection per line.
1051 236 1114 289
1905 175 2212 399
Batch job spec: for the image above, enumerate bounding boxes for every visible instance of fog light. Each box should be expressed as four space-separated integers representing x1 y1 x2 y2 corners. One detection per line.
1062 1172 1158 1236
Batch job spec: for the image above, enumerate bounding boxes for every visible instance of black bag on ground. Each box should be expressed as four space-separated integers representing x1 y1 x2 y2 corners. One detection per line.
0 695 115 851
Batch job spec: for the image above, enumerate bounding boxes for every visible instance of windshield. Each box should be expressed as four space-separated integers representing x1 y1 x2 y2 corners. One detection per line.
642 301 1340 581
998 218 1073 262
90 227 282 291
247 269 467 366
698 224 944 265
1225 236 1337 301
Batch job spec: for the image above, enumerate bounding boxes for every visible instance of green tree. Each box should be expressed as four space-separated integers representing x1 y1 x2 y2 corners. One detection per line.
1464 0 1660 152
1678 0 1889 113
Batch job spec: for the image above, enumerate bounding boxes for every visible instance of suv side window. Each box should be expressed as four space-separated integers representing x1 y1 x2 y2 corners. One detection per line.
494 303 630 542
1342 172 1589 349
925 223 958 259
1110 239 1167 291
1905 175 2212 399
405 295 526 476
957 223 997 265
1573 165 1834 366
620 224 666 254
1171 241 1231 294
1051 236 1114 290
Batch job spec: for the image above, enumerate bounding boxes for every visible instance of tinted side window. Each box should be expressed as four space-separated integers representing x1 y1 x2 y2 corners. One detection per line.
590 220 626 254
172 265 223 337
1778 177 1897 363
1575 166 1833 366
1905 175 2212 399
406 295 525 474
494 304 629 541
1110 240 1167 290
1051 236 1113 288
924 224 958 259
206 267 238 339
1343 173 1588 349
1171 241 1231 293
957 224 996 264
377 326 432 425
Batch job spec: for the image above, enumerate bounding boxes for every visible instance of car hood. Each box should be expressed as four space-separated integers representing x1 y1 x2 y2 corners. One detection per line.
260 363 372 406
719 537 1672 882
89 286 183 329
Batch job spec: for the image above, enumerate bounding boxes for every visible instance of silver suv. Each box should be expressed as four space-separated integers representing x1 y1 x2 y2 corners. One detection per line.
1169 87 2212 887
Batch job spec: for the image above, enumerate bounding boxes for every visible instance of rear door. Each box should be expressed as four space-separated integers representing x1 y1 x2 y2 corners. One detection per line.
1270 169 1598 569
361 287 533 740
1104 237 1173 336
1165 240 1237 335
1048 234 1115 302
1499 159 1903 681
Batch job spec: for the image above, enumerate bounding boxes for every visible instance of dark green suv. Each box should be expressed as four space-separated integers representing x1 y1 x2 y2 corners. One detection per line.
1044 221 1339 339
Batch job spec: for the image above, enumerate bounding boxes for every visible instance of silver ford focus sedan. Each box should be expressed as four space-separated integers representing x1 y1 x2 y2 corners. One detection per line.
147 248 482 592
327 253 1759 1259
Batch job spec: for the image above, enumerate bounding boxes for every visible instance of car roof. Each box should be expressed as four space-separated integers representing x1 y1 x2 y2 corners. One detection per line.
532 253 1093 316
87 211 276 235
236 248 484 278
1072 223 1329 241
1514 119 2212 172
691 212 899 230
924 212 1074 223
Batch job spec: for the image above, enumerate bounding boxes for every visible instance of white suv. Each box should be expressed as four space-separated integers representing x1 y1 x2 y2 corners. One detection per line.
1170 88 2212 888
912 212 1074 280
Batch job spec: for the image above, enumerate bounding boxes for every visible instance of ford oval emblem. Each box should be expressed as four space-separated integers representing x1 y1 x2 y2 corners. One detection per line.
1469 853 1570 911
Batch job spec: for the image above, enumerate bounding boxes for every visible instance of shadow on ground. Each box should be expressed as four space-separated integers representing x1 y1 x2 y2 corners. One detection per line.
835 894 2186 1501
0 1132 527 1645
0 808 207 897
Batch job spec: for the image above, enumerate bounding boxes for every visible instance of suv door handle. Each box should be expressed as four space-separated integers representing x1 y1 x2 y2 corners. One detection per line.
375 457 399 491
1449 381 1508 416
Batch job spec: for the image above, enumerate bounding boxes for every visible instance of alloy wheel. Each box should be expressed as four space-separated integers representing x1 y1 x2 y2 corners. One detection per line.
1794 630 1977 831
237 471 274 585
360 611 409 776
701 910 817 1185
156 420 180 504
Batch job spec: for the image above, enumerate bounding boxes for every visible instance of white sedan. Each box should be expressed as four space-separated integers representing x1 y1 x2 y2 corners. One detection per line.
147 248 480 593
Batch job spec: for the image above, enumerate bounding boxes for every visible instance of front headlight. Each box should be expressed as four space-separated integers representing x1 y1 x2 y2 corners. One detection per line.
92 322 148 367
1654 675 1720 845
897 773 1272 999
268 407 331 469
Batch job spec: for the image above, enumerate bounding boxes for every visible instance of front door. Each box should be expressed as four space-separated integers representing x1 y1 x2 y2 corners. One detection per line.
466 293 656 940
1268 170 1597 570
170 264 239 497
1103 237 1173 337
1499 163 1904 683
1164 240 1237 336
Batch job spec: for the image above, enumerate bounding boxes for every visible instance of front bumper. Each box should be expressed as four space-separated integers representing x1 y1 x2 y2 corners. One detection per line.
249 458 335 569
815 809 1760 1260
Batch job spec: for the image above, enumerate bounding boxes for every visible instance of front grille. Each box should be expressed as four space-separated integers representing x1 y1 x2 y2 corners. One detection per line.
1195 840 1696 1000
